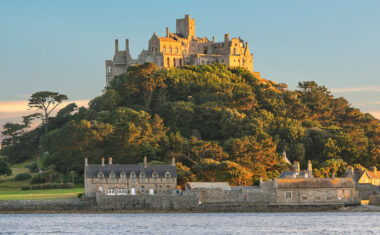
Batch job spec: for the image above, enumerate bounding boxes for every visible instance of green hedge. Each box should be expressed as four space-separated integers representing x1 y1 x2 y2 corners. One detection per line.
21 183 74 191
14 173 32 181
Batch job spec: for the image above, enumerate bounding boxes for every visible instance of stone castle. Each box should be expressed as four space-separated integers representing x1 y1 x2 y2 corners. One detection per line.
105 14 254 85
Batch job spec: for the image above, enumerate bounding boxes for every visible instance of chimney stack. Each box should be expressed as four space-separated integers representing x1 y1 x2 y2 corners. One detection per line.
172 157 176 166
166 27 169 37
125 39 129 52
370 166 377 174
85 158 88 167
144 156 147 168
101 157 105 166
115 39 119 52
109 157 112 165
307 160 313 178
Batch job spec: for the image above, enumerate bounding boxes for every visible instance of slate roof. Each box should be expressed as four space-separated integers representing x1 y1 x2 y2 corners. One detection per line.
85 164 177 178
275 178 355 188
279 171 308 179
186 182 231 190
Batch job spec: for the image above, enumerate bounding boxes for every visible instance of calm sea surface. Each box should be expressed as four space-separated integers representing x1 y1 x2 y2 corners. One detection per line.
0 212 379 234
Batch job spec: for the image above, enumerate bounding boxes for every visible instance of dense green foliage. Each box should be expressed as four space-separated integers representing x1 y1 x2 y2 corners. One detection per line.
0 158 12 176
14 173 32 181
1 63 379 186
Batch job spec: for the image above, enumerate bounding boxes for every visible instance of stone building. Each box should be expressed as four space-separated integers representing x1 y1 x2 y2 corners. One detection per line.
105 14 255 86
84 157 177 197
344 166 380 200
279 160 314 179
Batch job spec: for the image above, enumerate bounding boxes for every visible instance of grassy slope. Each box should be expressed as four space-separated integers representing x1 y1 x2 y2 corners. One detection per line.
0 160 84 200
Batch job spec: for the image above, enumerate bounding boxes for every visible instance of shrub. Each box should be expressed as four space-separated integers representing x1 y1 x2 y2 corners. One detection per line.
21 186 31 190
77 193 84 198
15 173 32 181
25 162 38 173
30 173 47 184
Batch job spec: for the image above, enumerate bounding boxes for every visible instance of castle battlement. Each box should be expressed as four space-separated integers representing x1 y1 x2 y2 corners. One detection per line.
105 14 254 86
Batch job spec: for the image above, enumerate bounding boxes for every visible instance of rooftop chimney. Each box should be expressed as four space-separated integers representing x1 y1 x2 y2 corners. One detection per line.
85 158 88 167
172 157 176 166
109 157 112 165
125 39 129 52
115 39 119 52
307 160 313 178
293 161 300 174
101 157 105 166
166 27 169 37
370 166 377 174
144 156 147 168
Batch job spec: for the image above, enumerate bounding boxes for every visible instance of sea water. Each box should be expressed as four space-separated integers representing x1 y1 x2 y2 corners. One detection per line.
0 212 379 234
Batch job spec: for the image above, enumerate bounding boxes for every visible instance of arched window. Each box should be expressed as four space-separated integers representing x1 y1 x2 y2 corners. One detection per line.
167 57 170 67
173 58 176 67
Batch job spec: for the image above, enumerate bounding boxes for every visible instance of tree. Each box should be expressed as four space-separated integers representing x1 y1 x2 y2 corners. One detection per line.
28 91 68 133
0 158 12 176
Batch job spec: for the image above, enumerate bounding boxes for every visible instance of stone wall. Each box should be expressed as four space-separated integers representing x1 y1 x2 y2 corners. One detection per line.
369 195 380 206
96 194 199 210
357 184 380 200
0 198 96 212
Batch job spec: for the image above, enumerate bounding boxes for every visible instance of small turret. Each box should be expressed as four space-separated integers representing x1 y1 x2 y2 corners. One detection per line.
144 156 147 168
224 33 229 48
108 157 112 165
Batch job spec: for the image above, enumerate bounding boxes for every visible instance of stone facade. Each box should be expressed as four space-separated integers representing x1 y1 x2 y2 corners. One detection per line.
344 166 380 199
105 14 254 85
84 157 177 197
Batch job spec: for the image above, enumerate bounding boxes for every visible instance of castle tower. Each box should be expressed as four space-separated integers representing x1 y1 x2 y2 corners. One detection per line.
176 14 195 39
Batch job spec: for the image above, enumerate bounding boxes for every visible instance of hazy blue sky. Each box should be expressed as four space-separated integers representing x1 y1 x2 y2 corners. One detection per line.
0 0 379 121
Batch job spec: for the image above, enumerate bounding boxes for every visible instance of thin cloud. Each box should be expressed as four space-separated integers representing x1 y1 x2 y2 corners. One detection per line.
330 86 380 93
368 111 380 119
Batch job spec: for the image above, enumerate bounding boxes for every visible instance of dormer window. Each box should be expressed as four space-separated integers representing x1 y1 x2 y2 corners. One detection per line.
140 172 145 180
130 172 136 179
98 172 104 180
120 172 126 180
165 171 171 178
153 172 158 179
110 171 115 179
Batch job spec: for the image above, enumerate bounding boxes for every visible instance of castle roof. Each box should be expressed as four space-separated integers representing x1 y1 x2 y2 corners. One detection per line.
275 178 355 188
85 163 176 178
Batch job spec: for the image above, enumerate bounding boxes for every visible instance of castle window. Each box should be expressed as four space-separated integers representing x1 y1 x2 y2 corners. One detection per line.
285 192 292 199
107 188 116 195
117 188 127 195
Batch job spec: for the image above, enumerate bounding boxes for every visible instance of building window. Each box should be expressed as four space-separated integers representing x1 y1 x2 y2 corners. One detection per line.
98 172 104 182
302 196 307 200
140 185 145 193
179 58 182 66
163 47 166 52
173 58 176 67
153 172 158 179
107 188 115 195
165 172 171 178
130 172 136 179
169 47 172 53
167 57 170 67
175 47 178 53
315 196 321 200
140 172 145 180
120 172 126 180
117 188 127 195
285 192 292 199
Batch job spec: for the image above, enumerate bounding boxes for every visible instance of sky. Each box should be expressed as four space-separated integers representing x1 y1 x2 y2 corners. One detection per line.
0 0 379 132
